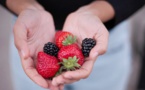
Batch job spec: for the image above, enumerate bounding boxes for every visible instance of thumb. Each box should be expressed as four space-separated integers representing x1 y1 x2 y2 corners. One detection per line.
91 29 109 56
13 22 29 59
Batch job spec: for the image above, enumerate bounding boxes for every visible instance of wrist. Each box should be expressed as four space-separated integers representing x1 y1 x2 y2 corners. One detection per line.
20 3 45 14
24 5 44 12
73 8 101 21
75 1 115 22
74 7 96 17
6 0 45 15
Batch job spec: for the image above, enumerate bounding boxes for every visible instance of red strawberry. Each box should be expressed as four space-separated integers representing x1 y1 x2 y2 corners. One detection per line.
36 52 60 78
55 31 76 48
58 44 84 70
55 31 62 39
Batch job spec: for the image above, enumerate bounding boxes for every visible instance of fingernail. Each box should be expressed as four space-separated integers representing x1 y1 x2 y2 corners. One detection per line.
21 50 25 57
52 78 57 86
21 50 27 59
93 52 99 57
64 74 73 80
60 85 64 90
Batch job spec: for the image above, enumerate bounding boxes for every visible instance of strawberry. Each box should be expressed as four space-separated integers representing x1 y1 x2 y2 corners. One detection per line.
55 31 76 48
36 52 60 78
58 44 84 71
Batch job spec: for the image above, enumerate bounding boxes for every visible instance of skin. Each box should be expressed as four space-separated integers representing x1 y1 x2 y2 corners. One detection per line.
6 0 115 90
52 1 114 86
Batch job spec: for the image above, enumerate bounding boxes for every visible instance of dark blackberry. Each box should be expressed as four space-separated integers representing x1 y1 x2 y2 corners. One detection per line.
81 38 96 57
43 42 59 57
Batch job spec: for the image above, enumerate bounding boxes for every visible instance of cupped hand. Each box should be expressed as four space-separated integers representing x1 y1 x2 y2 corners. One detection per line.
13 8 63 90
52 11 109 86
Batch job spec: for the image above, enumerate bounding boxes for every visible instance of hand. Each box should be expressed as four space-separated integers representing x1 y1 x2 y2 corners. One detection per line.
52 11 109 86
13 8 64 90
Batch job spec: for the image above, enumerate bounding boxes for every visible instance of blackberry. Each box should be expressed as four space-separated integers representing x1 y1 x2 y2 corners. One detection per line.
81 38 96 57
43 42 59 57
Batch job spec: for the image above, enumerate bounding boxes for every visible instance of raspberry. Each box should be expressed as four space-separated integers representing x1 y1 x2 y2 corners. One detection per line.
43 42 59 57
81 38 96 57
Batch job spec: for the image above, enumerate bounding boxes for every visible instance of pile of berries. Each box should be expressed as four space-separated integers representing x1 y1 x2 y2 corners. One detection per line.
36 31 96 79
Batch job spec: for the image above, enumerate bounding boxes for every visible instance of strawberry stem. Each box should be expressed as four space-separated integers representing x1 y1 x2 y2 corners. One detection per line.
55 66 65 76
61 56 80 71
62 35 76 46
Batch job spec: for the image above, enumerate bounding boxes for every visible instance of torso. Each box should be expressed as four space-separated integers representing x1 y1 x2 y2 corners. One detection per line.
37 0 94 29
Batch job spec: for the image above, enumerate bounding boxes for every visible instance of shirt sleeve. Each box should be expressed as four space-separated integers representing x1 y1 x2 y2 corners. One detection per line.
105 0 145 29
0 0 7 8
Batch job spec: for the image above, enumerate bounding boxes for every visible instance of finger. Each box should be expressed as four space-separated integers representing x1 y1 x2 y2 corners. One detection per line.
49 86 60 90
93 25 109 55
13 21 29 59
47 81 60 90
62 61 94 80
14 20 49 88
52 75 79 86
59 84 64 90
21 57 49 88
62 54 98 80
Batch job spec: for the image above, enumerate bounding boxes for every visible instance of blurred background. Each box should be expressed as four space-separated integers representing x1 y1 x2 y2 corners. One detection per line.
0 5 14 90
0 3 145 90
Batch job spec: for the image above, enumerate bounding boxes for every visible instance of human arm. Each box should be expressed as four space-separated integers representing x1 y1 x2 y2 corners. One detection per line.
107 0 145 25
75 0 115 22
52 0 114 86
5 0 63 90
6 0 44 15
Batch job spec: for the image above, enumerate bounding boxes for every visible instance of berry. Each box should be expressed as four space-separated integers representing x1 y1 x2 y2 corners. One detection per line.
43 42 59 56
36 52 60 78
55 31 76 48
58 44 84 71
82 38 96 57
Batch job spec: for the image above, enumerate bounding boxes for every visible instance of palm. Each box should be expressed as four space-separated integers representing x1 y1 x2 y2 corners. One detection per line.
23 10 55 59
51 12 109 86
63 13 104 45
15 9 57 88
